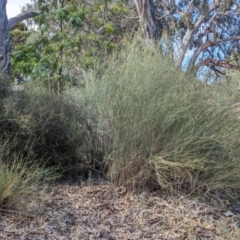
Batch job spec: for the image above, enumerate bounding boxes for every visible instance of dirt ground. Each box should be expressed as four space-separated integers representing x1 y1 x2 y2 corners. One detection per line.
0 181 240 240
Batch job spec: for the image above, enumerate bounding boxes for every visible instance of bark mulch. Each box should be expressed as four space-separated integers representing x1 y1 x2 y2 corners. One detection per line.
0 181 240 239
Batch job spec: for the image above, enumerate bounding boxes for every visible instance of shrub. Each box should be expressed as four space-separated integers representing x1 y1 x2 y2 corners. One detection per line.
84 41 240 198
0 81 103 178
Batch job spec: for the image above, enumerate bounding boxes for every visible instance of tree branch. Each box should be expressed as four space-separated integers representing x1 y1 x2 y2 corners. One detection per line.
197 58 240 71
188 36 240 71
176 3 221 68
8 11 40 30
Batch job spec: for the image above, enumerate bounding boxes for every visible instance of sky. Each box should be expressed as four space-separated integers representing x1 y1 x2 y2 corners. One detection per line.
6 0 32 18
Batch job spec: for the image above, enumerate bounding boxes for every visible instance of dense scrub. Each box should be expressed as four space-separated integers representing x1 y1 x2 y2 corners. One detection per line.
2 41 240 209
0 84 102 174
0 77 104 208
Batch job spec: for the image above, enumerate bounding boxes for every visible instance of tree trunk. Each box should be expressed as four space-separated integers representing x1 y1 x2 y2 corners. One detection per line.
133 0 160 40
176 15 205 68
0 0 10 74
0 0 40 75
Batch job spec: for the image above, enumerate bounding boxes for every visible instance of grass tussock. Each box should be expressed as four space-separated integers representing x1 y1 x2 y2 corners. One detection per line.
0 139 56 210
84 41 240 198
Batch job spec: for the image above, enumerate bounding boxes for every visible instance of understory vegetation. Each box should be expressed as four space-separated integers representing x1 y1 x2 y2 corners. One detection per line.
1 42 240 210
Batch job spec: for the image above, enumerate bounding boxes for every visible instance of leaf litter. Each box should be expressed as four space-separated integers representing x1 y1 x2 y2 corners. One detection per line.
0 181 240 239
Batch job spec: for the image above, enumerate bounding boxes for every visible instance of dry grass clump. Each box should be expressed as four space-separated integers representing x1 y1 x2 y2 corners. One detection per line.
0 139 56 210
84 41 240 200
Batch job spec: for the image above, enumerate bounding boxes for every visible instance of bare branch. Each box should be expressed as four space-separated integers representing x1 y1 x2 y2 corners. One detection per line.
8 11 40 30
155 13 170 21
187 0 194 10
197 58 240 71
189 36 240 69
175 3 218 67
123 15 140 19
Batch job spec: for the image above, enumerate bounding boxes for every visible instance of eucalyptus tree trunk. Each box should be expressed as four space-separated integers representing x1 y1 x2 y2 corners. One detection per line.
0 0 39 75
133 0 160 40
0 0 10 74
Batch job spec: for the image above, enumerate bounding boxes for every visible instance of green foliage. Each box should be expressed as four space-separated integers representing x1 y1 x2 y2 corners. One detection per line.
11 43 40 79
18 2 86 93
111 2 128 14
84 41 240 198
11 0 136 94
105 22 116 34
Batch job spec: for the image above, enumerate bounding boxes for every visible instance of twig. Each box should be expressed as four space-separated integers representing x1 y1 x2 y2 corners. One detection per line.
0 208 35 219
